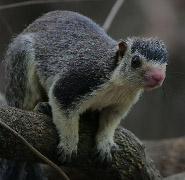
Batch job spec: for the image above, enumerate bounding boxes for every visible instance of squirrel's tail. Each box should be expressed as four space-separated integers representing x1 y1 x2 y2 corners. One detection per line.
0 159 46 180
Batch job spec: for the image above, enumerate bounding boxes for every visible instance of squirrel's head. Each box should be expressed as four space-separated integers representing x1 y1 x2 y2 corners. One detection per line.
112 37 168 90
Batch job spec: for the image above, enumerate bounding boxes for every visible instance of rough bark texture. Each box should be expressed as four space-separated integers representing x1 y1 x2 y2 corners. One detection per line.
144 137 185 177
0 105 162 180
164 172 185 180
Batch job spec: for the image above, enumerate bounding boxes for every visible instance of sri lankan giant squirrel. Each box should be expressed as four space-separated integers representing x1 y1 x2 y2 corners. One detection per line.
2 10 168 179
0 93 6 106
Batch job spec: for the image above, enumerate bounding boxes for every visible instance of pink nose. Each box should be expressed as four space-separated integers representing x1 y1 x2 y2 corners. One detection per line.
144 68 165 89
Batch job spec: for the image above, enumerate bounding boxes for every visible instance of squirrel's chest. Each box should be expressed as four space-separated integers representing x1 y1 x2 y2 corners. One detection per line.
87 84 141 110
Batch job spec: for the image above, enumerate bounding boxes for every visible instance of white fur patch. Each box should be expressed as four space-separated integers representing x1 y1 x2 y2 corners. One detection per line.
20 34 45 110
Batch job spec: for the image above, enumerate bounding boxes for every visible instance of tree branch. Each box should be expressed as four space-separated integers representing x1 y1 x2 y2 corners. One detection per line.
0 118 70 180
164 172 185 180
144 137 185 177
103 0 125 32
0 105 162 179
0 0 99 10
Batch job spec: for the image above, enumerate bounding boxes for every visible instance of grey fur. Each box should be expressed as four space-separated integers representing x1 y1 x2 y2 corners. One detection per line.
4 34 47 109
4 10 168 165
5 10 118 110
0 93 7 106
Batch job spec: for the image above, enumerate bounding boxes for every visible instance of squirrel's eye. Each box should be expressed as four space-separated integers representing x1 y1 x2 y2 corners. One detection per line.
131 56 142 68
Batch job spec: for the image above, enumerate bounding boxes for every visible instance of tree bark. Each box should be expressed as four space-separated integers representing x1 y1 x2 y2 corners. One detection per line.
0 105 162 180
164 172 185 180
144 137 185 177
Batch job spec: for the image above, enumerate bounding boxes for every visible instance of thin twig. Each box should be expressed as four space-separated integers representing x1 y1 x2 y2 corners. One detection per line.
103 0 125 32
0 0 99 10
0 119 70 180
0 15 13 35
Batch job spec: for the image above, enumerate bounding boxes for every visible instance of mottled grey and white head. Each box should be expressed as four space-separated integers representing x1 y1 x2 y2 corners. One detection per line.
113 37 168 90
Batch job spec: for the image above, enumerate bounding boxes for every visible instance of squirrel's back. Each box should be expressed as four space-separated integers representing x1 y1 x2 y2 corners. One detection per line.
25 11 118 89
5 11 118 109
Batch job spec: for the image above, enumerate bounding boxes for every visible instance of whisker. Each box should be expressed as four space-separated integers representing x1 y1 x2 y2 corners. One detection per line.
119 84 141 105
116 82 141 105
100 80 139 106
166 75 184 81
161 86 166 111
164 79 185 100
176 87 185 99
115 83 137 103
168 72 185 75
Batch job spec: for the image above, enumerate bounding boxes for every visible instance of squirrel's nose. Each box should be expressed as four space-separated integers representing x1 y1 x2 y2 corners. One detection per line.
144 68 165 89
152 73 164 84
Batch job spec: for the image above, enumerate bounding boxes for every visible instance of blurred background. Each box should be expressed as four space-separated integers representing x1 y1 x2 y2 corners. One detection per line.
0 0 185 140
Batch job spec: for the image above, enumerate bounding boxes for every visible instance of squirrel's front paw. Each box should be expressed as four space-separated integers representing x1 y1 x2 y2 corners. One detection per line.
57 137 78 163
93 141 119 164
34 102 52 117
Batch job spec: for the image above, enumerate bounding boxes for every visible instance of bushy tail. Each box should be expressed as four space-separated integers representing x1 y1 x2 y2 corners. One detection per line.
0 159 46 180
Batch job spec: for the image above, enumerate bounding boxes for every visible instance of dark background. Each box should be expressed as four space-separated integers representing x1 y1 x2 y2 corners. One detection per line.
0 0 185 140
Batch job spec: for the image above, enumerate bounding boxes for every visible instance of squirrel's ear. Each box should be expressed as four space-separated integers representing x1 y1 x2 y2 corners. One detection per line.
118 41 127 57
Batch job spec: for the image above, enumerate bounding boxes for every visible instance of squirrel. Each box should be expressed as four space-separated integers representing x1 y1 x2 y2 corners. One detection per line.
0 93 7 106
4 10 168 169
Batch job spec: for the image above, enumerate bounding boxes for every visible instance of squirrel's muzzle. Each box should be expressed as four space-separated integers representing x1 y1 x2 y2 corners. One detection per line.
143 67 165 89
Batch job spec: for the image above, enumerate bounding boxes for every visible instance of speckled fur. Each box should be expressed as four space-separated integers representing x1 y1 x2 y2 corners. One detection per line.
4 10 168 162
